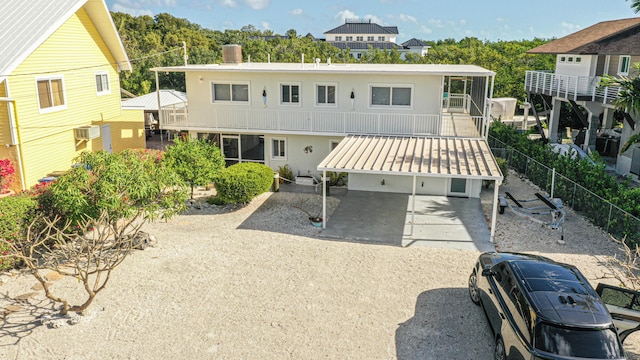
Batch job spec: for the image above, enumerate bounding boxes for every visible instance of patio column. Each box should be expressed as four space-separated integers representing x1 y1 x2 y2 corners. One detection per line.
490 179 502 242
322 170 327 229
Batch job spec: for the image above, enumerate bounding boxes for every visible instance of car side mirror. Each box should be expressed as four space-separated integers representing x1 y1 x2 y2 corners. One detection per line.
482 269 493 277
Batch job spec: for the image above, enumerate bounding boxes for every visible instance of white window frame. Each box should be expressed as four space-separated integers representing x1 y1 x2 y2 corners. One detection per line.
356 36 363 41
271 137 287 160
367 36 374 41
95 71 110 96
315 83 338 107
369 83 414 109
346 36 353 41
335 36 342 41
378 36 385 41
559 56 566 63
280 82 301 106
330 139 341 151
575 57 582 63
619 55 631 75
211 81 251 104
36 75 67 113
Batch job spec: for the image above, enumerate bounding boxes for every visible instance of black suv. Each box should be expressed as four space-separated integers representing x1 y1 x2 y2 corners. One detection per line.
469 252 625 360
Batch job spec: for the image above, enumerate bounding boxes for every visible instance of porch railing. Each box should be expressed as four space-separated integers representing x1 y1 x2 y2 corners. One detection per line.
444 93 471 113
525 70 621 103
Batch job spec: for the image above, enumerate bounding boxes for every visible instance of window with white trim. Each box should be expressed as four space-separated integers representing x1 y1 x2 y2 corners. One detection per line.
346 36 353 41
316 84 336 106
575 57 582 63
36 77 66 112
370 85 412 107
367 36 374 41
378 36 385 41
271 138 287 160
559 56 566 63
356 36 363 41
281 83 300 104
212 82 249 103
619 55 631 75
335 36 342 41
95 72 110 95
330 140 341 150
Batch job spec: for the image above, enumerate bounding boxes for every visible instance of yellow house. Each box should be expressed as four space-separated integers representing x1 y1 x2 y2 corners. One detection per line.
0 0 145 191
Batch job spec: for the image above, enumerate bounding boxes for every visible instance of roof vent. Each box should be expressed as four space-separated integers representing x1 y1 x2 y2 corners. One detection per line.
222 44 242 64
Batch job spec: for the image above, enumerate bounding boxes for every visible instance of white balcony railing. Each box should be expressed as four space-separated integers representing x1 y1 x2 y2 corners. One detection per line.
444 94 471 113
160 108 486 138
525 70 621 103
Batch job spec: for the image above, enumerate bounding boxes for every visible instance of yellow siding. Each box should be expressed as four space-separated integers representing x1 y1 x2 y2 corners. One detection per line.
0 81 10 145
92 109 145 152
2 8 144 187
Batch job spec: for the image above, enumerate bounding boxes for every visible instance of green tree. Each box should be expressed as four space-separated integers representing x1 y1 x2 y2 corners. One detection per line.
600 62 640 153
48 149 188 225
163 138 226 198
628 0 640 13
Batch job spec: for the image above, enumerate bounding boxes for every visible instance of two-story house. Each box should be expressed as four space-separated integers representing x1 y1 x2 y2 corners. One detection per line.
324 19 430 60
525 17 640 177
0 0 145 190
153 45 503 237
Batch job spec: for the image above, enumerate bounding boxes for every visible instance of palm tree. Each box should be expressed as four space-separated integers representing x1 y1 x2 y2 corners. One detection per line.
599 62 640 153
628 0 640 13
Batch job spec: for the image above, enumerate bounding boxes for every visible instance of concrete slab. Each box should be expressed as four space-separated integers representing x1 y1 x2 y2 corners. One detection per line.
320 191 495 251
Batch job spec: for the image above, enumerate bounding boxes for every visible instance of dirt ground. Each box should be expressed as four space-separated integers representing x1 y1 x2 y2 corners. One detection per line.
0 171 637 359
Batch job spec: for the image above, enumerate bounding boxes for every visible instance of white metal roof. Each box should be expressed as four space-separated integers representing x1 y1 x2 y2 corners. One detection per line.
318 134 503 180
0 0 131 78
121 90 187 110
152 62 495 77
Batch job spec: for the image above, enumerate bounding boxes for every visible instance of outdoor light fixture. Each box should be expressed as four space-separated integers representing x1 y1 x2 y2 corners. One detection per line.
262 87 267 107
381 179 385 186
350 89 355 110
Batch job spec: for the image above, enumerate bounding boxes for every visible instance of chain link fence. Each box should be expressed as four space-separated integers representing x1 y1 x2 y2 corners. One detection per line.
489 137 640 245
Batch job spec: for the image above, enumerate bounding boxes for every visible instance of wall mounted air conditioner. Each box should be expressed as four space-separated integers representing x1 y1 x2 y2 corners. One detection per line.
74 125 100 140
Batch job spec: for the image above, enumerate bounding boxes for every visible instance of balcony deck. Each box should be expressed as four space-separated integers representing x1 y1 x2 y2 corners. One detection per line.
525 70 621 103
160 108 484 139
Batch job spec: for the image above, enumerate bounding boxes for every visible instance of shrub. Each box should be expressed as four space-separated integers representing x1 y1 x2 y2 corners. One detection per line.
0 158 15 193
0 195 38 270
215 162 274 204
327 171 348 186
277 164 293 184
163 138 225 198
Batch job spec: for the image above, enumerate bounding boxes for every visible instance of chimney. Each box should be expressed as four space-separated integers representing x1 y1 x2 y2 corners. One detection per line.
222 44 242 64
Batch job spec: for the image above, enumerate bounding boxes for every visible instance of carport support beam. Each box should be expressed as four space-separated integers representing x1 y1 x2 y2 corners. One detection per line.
322 170 327 229
411 175 416 237
491 180 502 242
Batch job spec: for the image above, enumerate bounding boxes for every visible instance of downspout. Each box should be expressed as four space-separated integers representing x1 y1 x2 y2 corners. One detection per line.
490 179 502 242
486 75 495 138
1 79 27 190
322 170 327 229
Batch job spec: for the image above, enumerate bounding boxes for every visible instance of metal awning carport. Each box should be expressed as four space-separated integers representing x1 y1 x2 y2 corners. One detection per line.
317 134 504 242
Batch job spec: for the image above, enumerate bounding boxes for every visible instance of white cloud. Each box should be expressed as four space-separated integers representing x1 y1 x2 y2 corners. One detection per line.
419 25 432 34
289 8 303 16
261 21 270 30
222 0 236 7
561 21 581 33
459 19 466 26
365 14 383 24
336 9 357 23
244 0 269 10
397 14 417 23
428 19 444 28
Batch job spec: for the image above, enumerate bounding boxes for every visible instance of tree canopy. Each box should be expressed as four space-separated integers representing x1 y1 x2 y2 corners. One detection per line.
113 12 555 101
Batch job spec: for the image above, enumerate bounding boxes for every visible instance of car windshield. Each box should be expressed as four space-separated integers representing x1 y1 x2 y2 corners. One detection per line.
534 323 622 358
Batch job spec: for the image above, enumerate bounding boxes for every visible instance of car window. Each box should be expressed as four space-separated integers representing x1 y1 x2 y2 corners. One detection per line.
534 323 622 358
510 287 532 341
600 286 640 310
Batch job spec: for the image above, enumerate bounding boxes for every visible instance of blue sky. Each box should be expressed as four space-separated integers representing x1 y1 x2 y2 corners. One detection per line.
106 0 639 42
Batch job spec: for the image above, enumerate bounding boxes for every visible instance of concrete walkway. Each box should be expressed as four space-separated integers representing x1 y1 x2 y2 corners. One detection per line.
320 191 495 252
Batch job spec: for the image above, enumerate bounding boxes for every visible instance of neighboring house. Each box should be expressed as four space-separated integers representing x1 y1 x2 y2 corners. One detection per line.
525 17 640 177
121 90 188 132
324 19 430 59
153 45 503 237
0 0 144 190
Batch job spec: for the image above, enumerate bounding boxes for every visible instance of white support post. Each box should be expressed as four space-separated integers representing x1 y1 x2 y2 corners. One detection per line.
155 70 163 149
411 176 416 237
491 180 502 242
322 170 327 229
551 168 556 199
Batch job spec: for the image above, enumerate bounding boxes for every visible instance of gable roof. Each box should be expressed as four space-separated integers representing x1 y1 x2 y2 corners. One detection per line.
121 90 187 111
0 0 131 79
324 21 399 35
528 17 640 55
